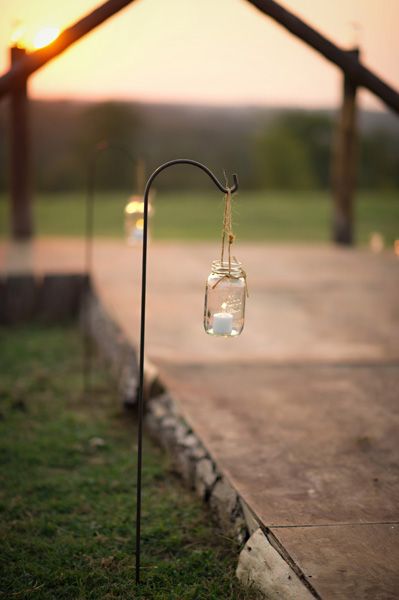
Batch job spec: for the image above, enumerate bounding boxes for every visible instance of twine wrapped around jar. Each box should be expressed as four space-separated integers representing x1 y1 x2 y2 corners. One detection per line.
211 257 249 297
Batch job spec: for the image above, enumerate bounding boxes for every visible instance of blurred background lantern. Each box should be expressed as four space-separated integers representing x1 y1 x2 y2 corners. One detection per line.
124 159 154 245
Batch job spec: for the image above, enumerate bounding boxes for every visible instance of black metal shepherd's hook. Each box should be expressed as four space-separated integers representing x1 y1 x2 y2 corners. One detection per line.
84 141 137 397
135 159 238 584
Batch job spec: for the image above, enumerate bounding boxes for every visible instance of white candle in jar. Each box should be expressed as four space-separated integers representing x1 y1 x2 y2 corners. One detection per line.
212 312 233 335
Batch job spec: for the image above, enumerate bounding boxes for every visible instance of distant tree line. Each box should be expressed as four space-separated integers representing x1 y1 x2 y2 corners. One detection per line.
0 100 398 193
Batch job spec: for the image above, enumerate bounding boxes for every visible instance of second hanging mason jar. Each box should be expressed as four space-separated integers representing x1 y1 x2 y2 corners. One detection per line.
204 259 246 337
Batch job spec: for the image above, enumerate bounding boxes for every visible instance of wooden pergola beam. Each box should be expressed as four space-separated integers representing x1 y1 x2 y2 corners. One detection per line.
0 0 136 98
2 0 137 239
331 49 359 245
246 0 399 114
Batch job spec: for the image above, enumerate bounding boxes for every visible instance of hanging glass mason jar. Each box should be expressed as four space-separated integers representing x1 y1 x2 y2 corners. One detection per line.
204 259 246 337
124 195 153 245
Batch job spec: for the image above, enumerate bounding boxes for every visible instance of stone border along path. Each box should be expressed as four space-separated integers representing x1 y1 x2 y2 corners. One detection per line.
85 288 318 599
0 272 311 598
0 272 287 596
2 238 399 599
0 271 312 598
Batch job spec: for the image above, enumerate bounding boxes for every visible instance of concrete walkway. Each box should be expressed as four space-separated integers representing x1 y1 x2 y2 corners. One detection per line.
2 238 399 598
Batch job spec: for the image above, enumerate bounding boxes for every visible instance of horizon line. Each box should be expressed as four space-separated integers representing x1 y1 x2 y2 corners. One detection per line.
26 94 390 114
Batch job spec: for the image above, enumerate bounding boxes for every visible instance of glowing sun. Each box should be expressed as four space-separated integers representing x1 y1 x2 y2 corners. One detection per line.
32 26 60 50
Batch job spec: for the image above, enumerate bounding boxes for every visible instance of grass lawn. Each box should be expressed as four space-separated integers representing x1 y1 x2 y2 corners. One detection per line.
0 190 398 245
0 325 255 599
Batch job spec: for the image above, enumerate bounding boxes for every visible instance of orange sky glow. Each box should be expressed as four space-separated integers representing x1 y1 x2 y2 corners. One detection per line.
0 0 398 111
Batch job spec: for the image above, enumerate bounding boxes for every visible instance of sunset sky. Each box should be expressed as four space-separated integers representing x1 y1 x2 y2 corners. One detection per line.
0 0 398 111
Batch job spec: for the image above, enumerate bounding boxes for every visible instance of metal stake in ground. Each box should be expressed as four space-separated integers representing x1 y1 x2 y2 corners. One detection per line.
135 159 239 584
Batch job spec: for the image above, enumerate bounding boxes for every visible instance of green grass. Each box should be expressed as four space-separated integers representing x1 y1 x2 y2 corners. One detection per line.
0 325 255 599
1 190 398 245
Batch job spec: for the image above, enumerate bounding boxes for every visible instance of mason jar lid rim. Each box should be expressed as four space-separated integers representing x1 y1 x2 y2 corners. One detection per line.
211 259 244 274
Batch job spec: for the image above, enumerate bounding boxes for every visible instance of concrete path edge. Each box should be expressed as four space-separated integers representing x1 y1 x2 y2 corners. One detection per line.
84 288 318 599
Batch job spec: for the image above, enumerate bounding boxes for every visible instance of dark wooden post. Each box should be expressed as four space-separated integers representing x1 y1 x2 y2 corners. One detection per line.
331 48 359 246
9 45 32 239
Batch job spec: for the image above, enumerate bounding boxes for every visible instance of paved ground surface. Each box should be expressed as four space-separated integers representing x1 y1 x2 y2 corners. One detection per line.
2 237 399 599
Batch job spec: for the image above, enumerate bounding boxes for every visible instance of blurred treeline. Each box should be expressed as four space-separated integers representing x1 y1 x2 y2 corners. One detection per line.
0 100 398 192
